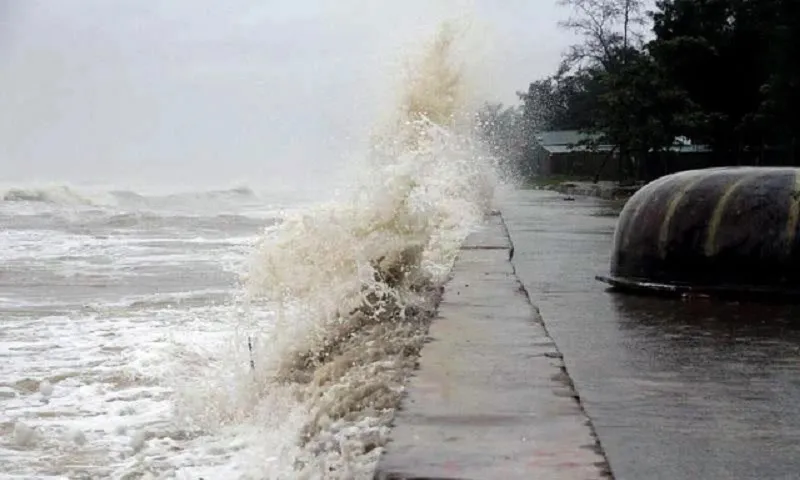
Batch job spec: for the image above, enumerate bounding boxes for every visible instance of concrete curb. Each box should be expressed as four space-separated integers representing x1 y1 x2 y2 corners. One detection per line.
375 213 612 480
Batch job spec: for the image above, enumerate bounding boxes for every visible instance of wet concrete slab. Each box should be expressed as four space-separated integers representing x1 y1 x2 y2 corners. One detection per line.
460 213 512 251
501 188 800 480
376 217 609 479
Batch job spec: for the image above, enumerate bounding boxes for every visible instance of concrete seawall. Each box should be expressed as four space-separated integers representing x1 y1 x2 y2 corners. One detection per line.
375 213 611 480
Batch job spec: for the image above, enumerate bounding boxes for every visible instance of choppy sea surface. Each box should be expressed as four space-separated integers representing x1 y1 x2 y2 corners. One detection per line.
0 186 298 479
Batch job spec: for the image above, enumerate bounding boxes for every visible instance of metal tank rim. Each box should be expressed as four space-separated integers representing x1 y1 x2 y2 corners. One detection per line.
596 274 800 300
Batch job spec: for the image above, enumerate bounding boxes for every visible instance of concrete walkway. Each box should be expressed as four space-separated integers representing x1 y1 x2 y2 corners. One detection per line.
375 213 610 479
538 181 640 200
501 189 800 480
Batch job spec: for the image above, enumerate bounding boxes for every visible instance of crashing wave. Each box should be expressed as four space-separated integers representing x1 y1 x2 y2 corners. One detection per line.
172 23 499 479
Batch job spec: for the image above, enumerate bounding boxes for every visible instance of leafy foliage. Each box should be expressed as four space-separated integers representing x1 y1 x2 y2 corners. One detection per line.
485 0 800 180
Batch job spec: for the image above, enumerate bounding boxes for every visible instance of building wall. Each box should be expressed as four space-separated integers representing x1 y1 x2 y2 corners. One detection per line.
534 149 722 181
529 144 745 182
532 147 621 180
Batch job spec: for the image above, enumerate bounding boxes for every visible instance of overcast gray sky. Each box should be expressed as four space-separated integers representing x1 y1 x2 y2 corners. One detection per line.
0 0 575 192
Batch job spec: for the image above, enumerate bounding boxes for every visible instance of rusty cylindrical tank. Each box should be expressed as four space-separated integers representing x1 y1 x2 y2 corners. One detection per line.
596 167 800 297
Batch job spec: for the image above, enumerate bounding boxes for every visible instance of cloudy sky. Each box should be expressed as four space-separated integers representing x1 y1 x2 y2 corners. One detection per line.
0 1 575 192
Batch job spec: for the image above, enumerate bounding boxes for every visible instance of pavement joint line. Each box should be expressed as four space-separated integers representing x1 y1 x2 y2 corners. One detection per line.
501 211 614 479
375 212 614 480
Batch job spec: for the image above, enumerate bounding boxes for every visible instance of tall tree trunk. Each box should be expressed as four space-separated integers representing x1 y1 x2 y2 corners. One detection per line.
623 0 630 62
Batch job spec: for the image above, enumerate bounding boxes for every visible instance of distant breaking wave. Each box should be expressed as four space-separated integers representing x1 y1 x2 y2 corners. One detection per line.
0 184 259 208
1 186 104 206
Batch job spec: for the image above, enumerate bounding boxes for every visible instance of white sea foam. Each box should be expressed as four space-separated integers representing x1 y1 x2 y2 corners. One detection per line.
0 21 502 480
169 23 499 478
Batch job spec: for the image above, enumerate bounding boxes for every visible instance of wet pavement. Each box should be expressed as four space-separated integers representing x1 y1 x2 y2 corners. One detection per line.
377 214 608 479
501 189 800 480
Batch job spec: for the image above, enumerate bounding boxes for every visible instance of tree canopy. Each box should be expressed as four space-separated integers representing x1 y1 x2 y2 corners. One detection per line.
478 0 800 180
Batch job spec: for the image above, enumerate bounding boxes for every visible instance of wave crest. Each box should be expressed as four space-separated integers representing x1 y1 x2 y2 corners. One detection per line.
0 184 259 209
172 23 499 478
1 186 103 206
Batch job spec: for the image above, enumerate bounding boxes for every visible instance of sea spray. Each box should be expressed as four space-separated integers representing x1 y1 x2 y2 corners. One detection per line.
172 23 499 478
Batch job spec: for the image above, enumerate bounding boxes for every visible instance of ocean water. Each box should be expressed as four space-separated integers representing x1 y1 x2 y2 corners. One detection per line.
0 25 500 479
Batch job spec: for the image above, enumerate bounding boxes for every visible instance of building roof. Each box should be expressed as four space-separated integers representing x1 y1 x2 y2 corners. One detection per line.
534 130 601 147
665 144 712 153
534 130 610 154
543 144 615 154
534 130 711 154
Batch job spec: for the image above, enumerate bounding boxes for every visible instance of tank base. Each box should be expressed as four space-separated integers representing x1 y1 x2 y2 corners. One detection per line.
595 275 800 301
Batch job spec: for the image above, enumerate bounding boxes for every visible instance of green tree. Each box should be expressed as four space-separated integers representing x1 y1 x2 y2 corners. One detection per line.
519 71 600 132
519 0 800 181
589 48 699 179
521 0 649 139
755 0 800 163
557 0 656 179
650 0 776 163
558 0 648 71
